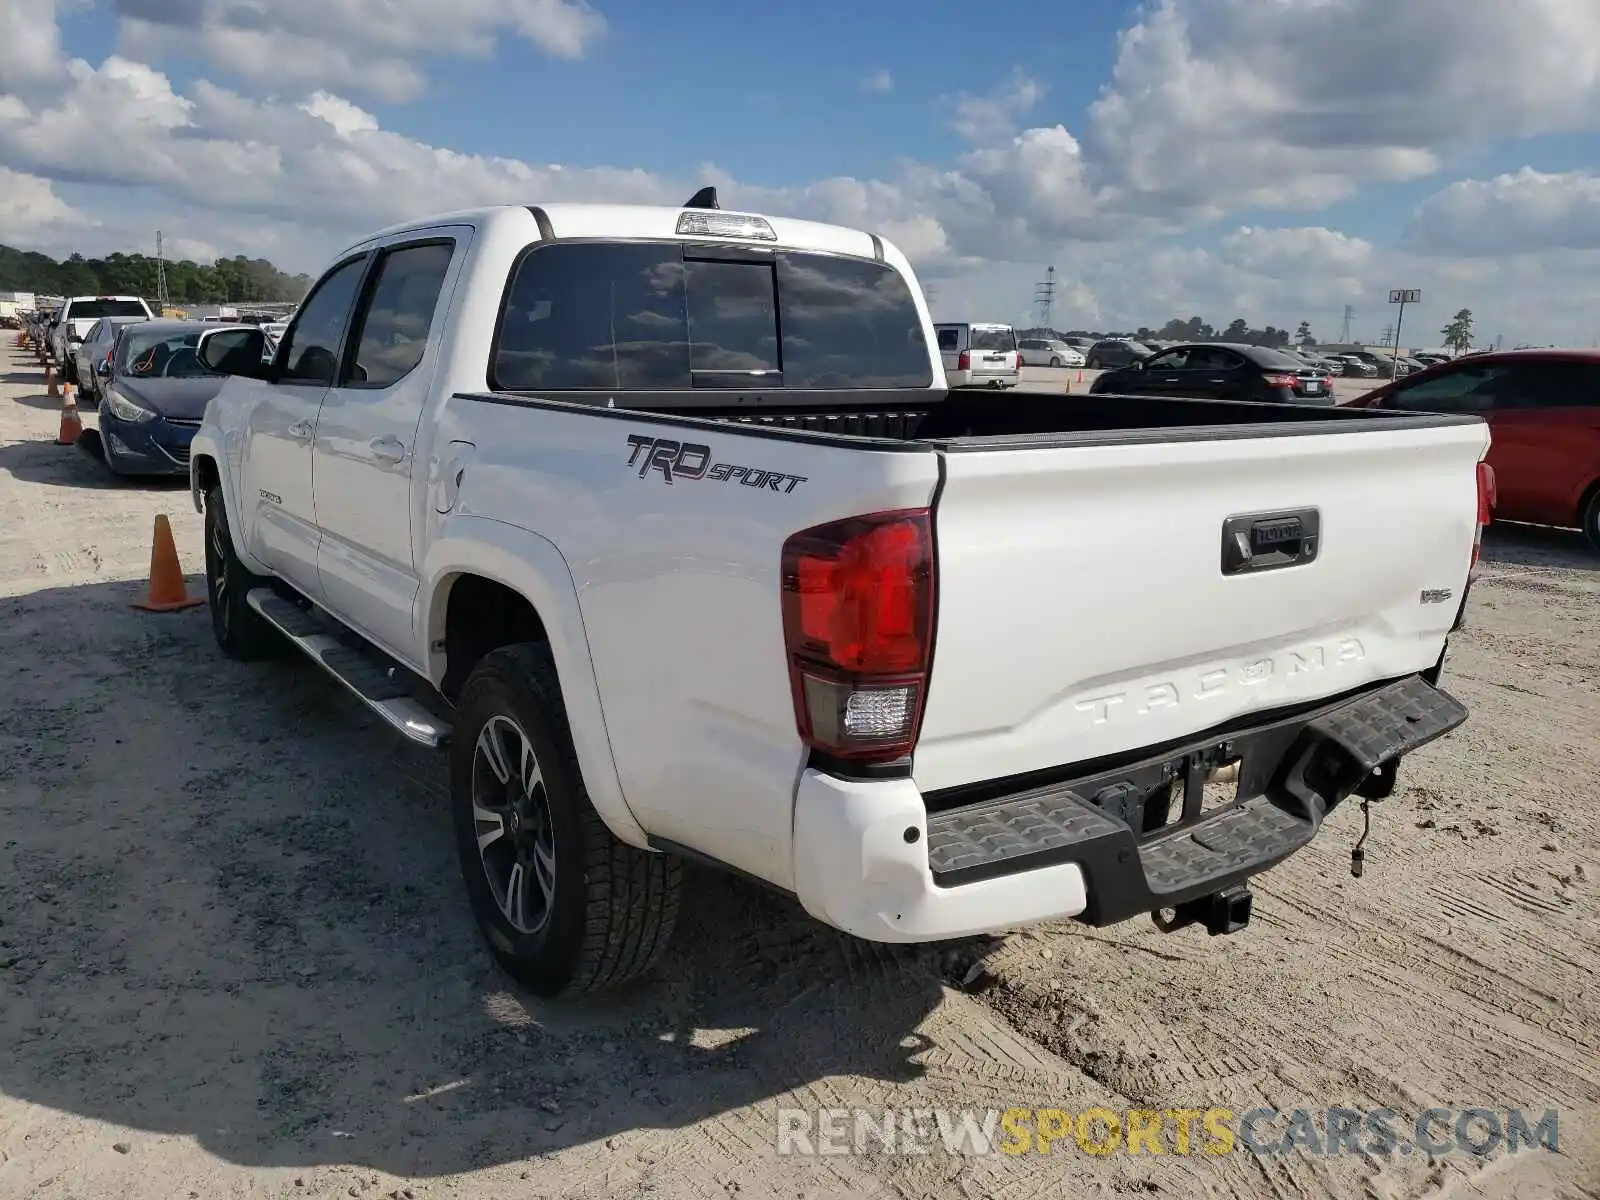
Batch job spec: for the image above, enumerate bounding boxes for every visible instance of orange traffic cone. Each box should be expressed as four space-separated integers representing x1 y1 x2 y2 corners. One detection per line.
131 515 206 612
45 365 58 397
57 388 83 445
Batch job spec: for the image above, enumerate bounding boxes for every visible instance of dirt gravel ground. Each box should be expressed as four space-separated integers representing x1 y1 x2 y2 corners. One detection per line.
1 343 1596 1200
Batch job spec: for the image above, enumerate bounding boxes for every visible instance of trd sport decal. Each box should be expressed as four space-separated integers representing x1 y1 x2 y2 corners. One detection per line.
625 434 808 493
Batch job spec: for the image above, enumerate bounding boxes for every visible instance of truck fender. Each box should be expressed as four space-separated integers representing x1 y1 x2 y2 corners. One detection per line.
188 432 273 579
420 516 650 850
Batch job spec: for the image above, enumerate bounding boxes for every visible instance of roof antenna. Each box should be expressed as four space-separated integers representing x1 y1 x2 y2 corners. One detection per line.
683 186 720 210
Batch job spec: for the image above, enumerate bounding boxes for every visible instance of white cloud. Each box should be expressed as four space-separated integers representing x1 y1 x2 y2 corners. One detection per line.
861 69 893 94
7 1 1600 349
1409 168 1600 256
1085 0 1600 218
949 70 1043 142
114 0 606 102
0 0 68 88
0 168 93 248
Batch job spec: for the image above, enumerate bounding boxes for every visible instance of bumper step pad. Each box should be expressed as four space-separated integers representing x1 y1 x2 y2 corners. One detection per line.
925 675 1467 925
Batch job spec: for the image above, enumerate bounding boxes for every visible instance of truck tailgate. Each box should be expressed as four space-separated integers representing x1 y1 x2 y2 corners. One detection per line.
913 417 1489 793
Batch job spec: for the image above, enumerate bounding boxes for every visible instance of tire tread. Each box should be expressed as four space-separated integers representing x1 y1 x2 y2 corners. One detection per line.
475 643 681 995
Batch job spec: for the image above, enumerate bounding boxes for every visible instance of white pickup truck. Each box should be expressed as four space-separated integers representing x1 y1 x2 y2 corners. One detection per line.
50 294 155 382
188 192 1492 996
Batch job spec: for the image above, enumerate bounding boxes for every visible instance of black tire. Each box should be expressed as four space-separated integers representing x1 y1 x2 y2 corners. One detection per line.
451 643 682 996
61 358 77 385
204 485 282 660
1049 356 1060 367
1582 488 1600 555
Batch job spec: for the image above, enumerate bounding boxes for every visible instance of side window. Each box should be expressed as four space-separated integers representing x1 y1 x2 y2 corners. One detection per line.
937 328 961 352
493 242 688 390
278 256 369 385
1384 363 1512 412
1488 361 1600 410
1145 349 1186 370
345 241 455 389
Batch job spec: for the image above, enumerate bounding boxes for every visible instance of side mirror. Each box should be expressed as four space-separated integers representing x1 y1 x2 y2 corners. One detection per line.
1129 358 1146 370
198 327 267 378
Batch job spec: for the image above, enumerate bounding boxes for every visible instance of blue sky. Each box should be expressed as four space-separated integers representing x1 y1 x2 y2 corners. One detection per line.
7 0 1600 343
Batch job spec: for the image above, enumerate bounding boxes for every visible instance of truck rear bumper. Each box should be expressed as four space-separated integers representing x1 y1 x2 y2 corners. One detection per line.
792 674 1466 943
792 770 1090 942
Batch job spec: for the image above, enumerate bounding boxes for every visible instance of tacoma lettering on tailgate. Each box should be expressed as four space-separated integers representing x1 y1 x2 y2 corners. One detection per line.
624 434 808 492
1073 638 1368 727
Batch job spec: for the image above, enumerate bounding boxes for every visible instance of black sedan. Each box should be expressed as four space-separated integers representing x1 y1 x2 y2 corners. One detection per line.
1088 342 1336 405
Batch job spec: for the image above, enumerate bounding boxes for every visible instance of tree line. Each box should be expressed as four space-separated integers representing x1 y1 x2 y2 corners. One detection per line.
0 244 311 306
1023 316 1298 347
1026 309 1481 352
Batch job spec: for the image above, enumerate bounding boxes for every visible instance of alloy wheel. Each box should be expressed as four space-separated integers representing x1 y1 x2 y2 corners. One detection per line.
471 714 557 935
209 509 231 635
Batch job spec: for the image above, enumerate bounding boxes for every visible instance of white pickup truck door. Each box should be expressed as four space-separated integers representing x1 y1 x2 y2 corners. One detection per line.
913 418 1491 794
239 253 371 600
311 234 465 663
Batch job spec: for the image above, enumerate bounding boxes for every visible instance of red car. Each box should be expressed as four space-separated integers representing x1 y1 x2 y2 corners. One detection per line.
1349 350 1600 552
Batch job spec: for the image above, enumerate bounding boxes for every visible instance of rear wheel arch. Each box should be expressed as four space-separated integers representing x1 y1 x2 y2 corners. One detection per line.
422 528 649 849
436 572 550 703
1578 478 1600 552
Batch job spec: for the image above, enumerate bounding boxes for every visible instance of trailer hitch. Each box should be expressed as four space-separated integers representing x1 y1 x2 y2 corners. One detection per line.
1151 883 1253 936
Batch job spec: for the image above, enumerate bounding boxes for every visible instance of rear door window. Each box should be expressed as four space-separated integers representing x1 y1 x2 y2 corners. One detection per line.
1487 361 1600 410
936 327 963 352
492 241 932 392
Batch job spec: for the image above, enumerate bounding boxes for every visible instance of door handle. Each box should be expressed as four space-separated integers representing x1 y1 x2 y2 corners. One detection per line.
287 420 313 440
370 435 407 465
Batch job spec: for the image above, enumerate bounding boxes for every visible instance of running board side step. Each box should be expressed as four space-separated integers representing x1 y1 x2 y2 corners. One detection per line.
245 588 452 748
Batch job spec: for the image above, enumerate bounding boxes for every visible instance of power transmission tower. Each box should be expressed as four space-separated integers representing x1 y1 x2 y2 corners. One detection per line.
154 230 171 313
1380 324 1394 346
1339 304 1354 343
1034 266 1056 331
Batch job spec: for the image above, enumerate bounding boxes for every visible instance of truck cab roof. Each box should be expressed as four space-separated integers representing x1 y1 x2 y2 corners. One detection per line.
343 202 894 268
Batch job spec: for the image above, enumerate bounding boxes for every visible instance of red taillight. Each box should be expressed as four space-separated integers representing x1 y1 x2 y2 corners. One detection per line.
1471 461 1495 568
1014 351 1023 370
956 350 970 371
780 509 936 764
1261 372 1298 388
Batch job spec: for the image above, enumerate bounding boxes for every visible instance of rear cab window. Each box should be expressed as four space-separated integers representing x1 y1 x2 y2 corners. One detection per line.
492 241 933 394
65 298 151 321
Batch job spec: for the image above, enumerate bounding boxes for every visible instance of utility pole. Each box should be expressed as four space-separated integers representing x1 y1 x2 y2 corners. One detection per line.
1034 266 1056 332
154 230 170 314
1338 304 1354 344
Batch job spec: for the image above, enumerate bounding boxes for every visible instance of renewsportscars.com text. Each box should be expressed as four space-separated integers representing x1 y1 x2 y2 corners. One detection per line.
774 1106 1560 1158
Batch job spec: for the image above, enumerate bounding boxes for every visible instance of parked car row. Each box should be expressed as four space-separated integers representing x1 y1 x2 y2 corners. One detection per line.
1089 342 1337 404
19 301 276 479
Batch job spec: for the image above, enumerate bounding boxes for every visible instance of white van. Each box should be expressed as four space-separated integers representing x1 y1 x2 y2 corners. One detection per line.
936 322 1021 388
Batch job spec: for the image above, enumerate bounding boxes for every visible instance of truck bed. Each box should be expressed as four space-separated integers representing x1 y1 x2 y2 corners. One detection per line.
653 388 1468 447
